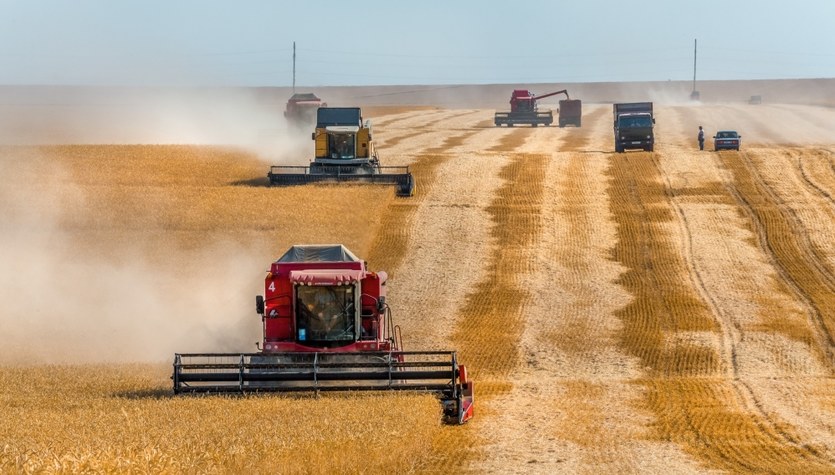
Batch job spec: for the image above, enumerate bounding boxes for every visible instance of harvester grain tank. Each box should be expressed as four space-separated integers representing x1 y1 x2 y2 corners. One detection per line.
284 92 326 126
268 107 415 197
613 102 655 152
173 244 474 424
494 89 581 127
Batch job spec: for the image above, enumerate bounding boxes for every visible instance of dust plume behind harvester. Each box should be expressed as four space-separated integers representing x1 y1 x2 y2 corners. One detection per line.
173 244 474 424
268 107 415 197
284 92 326 127
494 89 582 127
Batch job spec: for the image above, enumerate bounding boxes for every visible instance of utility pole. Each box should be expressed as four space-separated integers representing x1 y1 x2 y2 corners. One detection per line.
690 39 700 101
292 41 296 93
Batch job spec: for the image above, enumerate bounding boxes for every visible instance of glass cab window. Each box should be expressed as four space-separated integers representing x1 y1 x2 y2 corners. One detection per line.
329 133 355 159
295 285 356 343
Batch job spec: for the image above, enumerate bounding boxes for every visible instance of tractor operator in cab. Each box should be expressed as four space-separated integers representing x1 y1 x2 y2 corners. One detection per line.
298 286 345 340
330 134 354 159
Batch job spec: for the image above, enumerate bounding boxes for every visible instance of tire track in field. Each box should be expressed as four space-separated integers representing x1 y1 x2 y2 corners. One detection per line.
421 131 545 472
609 153 719 375
372 108 451 129
797 149 835 209
558 106 607 152
721 150 835 366
443 151 548 471
609 153 835 472
789 149 835 276
375 110 479 149
487 127 534 152
653 150 835 469
372 124 519 473
653 152 737 377
363 123 503 473
451 151 546 375
366 129 483 274
794 148 835 274
537 148 657 472
377 109 481 131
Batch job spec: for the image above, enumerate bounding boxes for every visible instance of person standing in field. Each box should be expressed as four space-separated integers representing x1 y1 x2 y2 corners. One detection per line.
698 126 705 151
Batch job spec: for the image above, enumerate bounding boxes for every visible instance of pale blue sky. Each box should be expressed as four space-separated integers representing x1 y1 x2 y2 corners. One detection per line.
1 0 833 86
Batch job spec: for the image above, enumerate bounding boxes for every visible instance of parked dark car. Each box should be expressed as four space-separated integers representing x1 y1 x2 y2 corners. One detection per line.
713 130 741 151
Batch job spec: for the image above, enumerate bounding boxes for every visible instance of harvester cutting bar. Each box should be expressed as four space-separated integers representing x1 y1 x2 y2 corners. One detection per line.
174 351 456 393
267 165 415 197
494 111 553 127
173 350 473 424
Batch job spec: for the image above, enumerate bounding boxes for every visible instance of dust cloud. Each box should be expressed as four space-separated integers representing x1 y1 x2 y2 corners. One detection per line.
2 80 833 365
0 86 358 365
0 86 310 165
0 148 265 365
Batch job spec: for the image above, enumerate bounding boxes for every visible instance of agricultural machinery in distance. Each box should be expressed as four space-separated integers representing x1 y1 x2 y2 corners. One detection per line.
494 89 582 127
268 107 415 197
284 92 326 127
173 244 474 425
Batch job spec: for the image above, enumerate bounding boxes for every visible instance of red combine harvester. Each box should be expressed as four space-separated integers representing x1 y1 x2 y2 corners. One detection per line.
173 244 474 424
494 89 582 127
285 92 326 126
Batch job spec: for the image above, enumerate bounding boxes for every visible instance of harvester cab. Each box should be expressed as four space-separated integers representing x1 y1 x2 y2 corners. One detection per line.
310 108 377 170
268 107 415 197
173 244 474 425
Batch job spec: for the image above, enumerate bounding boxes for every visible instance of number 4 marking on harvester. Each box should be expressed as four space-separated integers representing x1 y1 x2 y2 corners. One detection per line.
268 281 276 292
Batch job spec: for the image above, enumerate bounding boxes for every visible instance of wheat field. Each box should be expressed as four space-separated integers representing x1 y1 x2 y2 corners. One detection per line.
2 92 835 473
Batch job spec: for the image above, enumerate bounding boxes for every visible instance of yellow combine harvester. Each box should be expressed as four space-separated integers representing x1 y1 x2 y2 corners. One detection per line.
269 107 415 197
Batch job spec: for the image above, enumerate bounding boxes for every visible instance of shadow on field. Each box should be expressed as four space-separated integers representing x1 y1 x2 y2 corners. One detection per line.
114 388 329 401
230 176 270 187
114 388 174 400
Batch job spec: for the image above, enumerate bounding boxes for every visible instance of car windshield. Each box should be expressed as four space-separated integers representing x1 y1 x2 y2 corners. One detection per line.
717 131 738 138
296 285 356 343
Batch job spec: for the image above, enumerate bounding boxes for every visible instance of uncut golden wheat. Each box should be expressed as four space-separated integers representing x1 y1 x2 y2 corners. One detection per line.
0 144 449 473
1 144 394 259
0 365 441 474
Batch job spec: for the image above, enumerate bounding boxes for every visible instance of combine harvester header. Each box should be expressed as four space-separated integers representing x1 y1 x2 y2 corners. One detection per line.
173 244 473 424
268 107 415 197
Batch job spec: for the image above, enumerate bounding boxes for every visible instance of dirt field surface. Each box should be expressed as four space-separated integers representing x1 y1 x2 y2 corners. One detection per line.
2 83 835 473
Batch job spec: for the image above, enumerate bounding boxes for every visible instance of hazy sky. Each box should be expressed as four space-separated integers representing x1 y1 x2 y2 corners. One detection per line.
1 0 833 87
